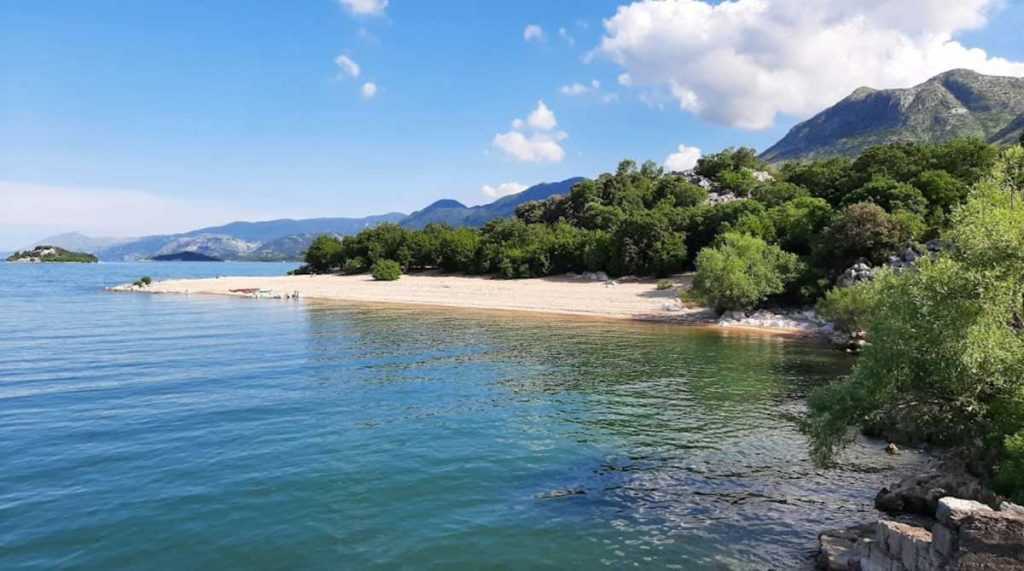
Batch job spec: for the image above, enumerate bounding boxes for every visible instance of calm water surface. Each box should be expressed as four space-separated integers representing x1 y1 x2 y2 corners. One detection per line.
0 262 927 570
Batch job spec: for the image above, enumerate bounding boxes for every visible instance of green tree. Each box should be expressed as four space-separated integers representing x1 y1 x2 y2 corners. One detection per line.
842 175 928 215
304 235 343 273
815 202 907 272
693 232 803 312
805 154 1024 501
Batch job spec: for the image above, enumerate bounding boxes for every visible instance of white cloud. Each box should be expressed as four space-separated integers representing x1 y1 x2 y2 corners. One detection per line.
492 132 566 163
340 0 388 15
481 182 528 199
597 0 1024 130
493 101 566 163
663 145 702 172
0 181 279 248
361 82 378 98
523 24 544 42
527 100 557 130
335 54 361 78
559 80 601 96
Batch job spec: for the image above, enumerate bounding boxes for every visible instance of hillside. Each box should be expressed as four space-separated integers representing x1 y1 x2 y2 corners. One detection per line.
761 69 1024 163
400 178 585 229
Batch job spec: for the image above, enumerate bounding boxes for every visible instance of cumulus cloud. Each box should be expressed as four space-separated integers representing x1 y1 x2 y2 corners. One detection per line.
559 80 600 96
527 100 557 130
335 54 361 78
481 182 528 199
361 82 377 98
493 101 567 163
663 145 702 172
340 0 388 15
523 24 544 42
597 0 1024 130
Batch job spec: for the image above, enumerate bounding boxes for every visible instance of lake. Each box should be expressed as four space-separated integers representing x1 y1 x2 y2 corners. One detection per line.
0 262 926 569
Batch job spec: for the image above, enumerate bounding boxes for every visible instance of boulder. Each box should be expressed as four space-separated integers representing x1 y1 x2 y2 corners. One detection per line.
958 509 1024 561
818 524 874 570
875 466 993 517
936 498 994 529
877 520 934 570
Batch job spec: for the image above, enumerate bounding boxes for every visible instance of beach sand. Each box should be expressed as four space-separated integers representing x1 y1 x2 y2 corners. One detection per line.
110 272 819 336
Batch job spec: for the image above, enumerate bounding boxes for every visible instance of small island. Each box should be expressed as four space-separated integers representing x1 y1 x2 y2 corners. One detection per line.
6 246 98 263
150 252 223 262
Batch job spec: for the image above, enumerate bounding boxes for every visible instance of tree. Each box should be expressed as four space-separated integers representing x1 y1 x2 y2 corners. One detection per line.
842 175 928 215
693 232 803 313
815 202 907 272
304 235 343 273
805 155 1024 501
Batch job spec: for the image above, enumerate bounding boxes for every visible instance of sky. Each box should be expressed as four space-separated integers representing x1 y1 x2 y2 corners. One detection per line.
2 0 1024 249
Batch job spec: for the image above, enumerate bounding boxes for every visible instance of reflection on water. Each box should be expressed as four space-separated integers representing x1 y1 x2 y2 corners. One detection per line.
0 263 929 570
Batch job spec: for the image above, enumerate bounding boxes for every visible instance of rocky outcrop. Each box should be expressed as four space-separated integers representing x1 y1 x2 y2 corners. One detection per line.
818 498 1024 570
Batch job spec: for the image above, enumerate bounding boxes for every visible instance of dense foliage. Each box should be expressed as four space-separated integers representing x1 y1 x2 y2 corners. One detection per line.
805 147 1024 500
6 246 98 263
298 138 1000 313
370 259 402 281
693 233 802 312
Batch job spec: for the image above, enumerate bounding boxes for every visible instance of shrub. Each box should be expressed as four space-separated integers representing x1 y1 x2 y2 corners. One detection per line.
656 279 674 290
133 276 153 288
815 202 907 272
816 279 883 333
693 232 803 313
342 257 367 275
371 259 402 281
805 154 1024 491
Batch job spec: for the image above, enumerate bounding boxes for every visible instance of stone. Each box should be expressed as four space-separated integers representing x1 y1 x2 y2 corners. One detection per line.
877 520 932 570
956 552 1024 570
886 443 900 455
1000 502 1024 516
958 509 1024 560
936 497 994 529
931 523 957 559
817 524 873 570
875 467 991 517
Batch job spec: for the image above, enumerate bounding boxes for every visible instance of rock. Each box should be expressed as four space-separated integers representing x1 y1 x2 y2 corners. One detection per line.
936 497 994 529
1000 502 1024 516
956 552 1024 570
958 509 1024 560
875 465 993 517
931 523 957 559
877 520 933 570
887 443 900 455
818 524 874 570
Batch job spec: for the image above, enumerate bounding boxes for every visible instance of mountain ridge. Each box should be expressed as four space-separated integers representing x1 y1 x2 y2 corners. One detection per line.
35 178 586 261
761 69 1024 163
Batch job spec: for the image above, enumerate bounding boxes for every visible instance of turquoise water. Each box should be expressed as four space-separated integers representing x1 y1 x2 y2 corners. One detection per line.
0 263 926 570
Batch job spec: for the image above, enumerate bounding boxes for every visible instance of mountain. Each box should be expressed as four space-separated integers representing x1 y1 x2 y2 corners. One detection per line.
761 69 1024 163
38 178 586 261
401 178 585 229
90 213 405 261
29 232 134 254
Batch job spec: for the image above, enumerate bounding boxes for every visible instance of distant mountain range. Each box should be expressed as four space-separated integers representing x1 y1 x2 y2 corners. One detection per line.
400 178 584 229
761 69 1024 163
32 178 583 261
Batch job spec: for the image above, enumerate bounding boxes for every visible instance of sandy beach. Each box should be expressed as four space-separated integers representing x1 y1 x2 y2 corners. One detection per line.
110 272 830 336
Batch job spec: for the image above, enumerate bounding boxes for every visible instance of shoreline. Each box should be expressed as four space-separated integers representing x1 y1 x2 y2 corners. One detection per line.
109 271 827 339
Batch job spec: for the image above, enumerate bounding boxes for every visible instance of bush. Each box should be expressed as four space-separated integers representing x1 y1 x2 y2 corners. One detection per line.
805 152 1024 491
656 279 674 290
815 202 907 272
816 279 883 333
693 232 803 313
370 259 402 281
133 276 153 287
342 257 367 275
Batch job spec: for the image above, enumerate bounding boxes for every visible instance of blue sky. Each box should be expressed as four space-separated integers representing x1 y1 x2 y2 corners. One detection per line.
2 0 1023 248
